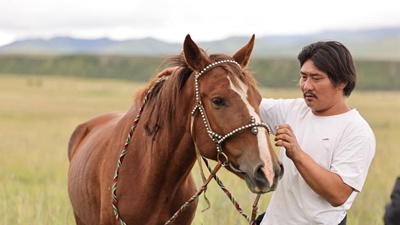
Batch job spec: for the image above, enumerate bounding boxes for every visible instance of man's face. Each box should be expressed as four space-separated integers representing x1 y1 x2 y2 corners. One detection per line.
299 59 346 116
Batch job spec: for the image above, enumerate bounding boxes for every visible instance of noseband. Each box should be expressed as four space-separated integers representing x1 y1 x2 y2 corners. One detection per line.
190 60 271 172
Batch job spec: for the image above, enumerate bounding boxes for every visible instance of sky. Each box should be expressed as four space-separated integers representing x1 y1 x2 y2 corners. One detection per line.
1 0 400 47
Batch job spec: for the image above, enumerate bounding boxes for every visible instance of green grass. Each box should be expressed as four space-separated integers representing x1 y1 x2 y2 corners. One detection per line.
0 74 399 225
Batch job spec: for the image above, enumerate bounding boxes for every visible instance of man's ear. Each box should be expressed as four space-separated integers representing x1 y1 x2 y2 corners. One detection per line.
338 81 348 90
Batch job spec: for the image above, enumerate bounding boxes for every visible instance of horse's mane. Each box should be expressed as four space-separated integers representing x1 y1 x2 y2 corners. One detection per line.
132 50 258 141
132 53 193 144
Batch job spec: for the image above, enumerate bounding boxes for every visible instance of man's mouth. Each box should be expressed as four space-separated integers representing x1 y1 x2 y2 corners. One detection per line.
303 92 317 100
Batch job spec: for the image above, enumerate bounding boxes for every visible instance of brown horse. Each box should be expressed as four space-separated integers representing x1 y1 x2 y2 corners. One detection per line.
68 34 283 225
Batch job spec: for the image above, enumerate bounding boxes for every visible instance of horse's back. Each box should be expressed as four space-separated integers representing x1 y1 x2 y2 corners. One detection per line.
68 111 125 225
68 112 124 160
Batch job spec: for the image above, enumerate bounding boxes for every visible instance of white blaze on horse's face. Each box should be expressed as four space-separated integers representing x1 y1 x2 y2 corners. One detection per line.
227 76 275 186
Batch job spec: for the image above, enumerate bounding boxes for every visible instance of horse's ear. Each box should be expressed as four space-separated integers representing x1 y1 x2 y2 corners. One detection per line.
183 34 209 71
232 34 255 69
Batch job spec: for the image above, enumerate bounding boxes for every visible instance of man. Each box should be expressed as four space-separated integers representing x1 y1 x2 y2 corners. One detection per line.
158 41 375 225
256 41 375 224
384 177 400 225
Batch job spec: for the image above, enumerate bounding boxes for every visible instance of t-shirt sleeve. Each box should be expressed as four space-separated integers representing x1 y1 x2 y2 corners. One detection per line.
260 98 300 135
330 121 376 192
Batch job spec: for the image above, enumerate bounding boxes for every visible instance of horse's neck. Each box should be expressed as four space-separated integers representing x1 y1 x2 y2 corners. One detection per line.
113 106 198 224
121 98 198 188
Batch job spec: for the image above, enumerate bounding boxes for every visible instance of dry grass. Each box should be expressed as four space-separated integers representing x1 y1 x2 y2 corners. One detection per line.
0 74 398 225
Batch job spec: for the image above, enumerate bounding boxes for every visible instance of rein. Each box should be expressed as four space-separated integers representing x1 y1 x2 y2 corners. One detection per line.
200 156 262 224
112 60 267 225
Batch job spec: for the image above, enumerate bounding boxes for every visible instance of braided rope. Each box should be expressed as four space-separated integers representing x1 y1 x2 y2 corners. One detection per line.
112 77 165 225
201 157 255 223
164 163 222 224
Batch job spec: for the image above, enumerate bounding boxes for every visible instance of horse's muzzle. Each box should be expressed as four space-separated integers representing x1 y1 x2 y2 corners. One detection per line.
247 162 284 194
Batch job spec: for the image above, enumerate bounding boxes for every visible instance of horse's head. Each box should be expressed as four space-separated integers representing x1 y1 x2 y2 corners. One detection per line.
184 34 283 193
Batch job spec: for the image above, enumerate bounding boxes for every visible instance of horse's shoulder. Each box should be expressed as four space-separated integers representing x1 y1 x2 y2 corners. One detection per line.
68 112 125 161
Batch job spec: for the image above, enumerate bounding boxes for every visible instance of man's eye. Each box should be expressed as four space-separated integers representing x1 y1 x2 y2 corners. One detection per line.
212 98 225 106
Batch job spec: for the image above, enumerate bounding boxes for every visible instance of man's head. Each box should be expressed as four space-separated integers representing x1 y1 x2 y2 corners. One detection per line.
297 41 356 97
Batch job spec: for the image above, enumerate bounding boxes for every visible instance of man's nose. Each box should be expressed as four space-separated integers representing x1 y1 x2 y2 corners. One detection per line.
302 78 313 91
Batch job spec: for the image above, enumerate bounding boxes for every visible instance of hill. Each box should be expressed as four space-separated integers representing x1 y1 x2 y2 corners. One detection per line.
0 27 399 60
0 54 399 91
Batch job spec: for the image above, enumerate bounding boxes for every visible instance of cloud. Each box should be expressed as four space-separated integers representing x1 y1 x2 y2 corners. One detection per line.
0 0 399 46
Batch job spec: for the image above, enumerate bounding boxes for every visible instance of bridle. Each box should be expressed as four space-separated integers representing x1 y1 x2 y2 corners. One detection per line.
190 59 271 172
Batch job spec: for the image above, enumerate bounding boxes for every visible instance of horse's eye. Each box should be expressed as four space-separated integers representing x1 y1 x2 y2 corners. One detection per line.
212 98 225 106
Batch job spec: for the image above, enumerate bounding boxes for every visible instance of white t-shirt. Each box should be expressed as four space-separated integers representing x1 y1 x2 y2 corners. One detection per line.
259 98 376 225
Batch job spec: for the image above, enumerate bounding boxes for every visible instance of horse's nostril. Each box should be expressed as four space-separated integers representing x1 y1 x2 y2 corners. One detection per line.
278 163 284 179
254 164 267 182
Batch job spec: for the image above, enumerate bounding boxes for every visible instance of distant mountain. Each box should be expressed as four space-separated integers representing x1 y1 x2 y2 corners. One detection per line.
0 36 182 56
1 27 399 60
0 37 115 55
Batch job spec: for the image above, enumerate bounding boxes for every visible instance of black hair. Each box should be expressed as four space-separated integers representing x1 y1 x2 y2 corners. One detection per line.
297 41 356 97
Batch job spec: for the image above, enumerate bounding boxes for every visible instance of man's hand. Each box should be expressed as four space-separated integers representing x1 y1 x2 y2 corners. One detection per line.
157 66 180 78
274 124 302 160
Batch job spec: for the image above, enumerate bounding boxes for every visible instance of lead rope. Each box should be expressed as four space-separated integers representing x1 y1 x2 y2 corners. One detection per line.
251 194 261 224
164 162 223 225
201 156 260 225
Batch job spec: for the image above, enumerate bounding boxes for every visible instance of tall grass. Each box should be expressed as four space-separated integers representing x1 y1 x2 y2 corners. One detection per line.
0 74 398 225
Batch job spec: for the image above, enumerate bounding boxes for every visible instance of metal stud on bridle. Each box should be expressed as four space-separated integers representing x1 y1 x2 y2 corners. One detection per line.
191 60 271 169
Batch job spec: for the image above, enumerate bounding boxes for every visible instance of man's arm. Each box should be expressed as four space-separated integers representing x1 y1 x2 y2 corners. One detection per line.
275 124 353 207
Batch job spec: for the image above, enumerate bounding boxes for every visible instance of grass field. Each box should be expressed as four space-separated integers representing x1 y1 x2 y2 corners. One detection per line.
1 74 399 225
